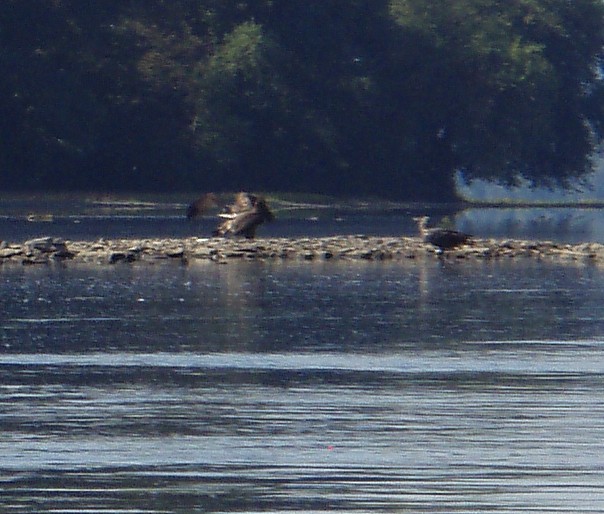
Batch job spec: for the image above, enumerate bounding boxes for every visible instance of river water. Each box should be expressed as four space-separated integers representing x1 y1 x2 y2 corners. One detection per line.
2 203 604 512
2 256 604 513
2 193 604 243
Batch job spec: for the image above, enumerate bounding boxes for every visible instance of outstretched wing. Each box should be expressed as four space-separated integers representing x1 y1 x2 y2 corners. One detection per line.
186 193 218 219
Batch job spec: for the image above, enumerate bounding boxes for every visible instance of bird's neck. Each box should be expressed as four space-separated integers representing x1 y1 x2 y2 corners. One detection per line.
417 221 428 238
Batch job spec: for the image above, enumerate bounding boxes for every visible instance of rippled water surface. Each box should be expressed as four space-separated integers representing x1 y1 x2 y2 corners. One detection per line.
2 258 604 513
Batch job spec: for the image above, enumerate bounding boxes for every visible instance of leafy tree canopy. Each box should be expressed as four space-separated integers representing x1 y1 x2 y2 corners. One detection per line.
1 0 603 200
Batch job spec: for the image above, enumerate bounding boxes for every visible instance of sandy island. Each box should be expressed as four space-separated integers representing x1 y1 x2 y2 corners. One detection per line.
1 235 603 266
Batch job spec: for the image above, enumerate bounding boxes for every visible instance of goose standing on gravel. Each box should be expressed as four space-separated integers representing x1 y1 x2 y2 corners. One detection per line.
414 215 472 252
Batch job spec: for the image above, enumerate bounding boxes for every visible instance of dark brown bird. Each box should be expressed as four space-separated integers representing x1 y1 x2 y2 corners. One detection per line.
414 215 472 251
186 193 219 219
217 191 258 218
212 192 274 239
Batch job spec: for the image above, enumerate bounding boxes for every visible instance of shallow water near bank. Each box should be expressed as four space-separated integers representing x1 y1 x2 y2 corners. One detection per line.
1 259 604 512
2 193 604 243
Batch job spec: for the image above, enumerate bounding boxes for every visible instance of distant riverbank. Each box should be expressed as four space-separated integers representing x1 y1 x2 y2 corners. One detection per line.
1 235 603 266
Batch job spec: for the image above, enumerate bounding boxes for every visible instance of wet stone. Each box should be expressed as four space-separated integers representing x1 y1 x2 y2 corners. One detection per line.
164 248 185 258
0 248 23 259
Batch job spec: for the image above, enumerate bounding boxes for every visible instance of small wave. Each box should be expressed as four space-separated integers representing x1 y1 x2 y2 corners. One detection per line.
10 317 122 324
0 351 602 377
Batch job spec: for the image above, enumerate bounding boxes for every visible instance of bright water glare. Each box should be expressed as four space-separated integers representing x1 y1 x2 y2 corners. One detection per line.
1 258 604 513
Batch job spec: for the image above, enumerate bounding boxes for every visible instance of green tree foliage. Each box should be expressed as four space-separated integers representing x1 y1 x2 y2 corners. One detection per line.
1 0 603 199
389 0 604 190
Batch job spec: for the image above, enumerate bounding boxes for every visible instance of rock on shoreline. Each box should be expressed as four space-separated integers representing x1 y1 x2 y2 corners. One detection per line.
1 236 603 266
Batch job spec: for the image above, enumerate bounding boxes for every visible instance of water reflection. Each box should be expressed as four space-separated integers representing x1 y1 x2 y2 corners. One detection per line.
2 261 604 512
2 259 604 352
458 207 604 243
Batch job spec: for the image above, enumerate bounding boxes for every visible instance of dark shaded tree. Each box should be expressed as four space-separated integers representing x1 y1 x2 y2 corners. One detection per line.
0 0 603 200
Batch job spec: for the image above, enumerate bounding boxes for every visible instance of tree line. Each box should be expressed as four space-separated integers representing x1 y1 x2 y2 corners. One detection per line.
2 0 604 200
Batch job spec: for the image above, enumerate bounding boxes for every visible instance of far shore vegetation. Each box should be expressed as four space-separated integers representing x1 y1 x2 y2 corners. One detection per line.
2 1 604 201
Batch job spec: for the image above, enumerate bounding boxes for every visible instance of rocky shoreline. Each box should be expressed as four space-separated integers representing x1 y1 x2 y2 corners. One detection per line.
1 235 603 266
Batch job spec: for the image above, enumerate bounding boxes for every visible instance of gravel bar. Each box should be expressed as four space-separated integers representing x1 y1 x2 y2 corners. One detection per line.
1 235 603 265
